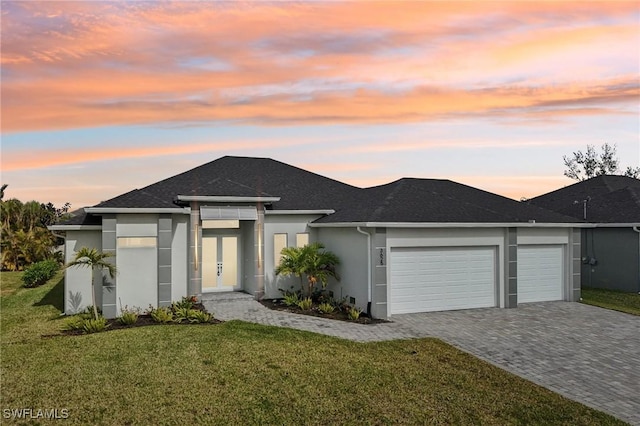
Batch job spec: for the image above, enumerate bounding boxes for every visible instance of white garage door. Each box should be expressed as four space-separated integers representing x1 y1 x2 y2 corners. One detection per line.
517 245 563 303
390 247 496 314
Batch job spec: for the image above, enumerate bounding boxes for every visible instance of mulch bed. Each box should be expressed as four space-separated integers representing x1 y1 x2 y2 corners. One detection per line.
260 299 389 325
60 316 224 336
58 302 223 336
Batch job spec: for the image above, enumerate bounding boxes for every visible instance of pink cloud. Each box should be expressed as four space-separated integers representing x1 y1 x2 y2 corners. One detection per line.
1 1 638 133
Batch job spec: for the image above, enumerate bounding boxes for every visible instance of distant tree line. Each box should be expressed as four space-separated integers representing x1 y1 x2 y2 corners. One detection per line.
563 143 640 181
0 185 71 271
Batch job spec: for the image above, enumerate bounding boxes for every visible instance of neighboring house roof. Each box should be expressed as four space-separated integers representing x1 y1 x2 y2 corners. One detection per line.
529 175 640 223
314 178 577 224
57 156 580 226
57 208 102 226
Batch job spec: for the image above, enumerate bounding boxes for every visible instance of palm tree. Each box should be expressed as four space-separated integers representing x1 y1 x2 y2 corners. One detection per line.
302 243 340 295
275 243 340 297
275 246 306 293
65 248 116 320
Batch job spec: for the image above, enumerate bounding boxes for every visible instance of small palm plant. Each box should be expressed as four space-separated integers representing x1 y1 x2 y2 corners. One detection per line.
275 246 307 293
275 242 340 297
65 247 117 320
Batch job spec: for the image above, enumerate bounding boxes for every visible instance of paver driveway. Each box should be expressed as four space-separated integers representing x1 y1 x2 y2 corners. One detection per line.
392 302 640 426
203 295 639 425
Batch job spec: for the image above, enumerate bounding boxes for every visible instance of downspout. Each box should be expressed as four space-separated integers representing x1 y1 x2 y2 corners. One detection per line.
634 226 640 294
356 226 372 316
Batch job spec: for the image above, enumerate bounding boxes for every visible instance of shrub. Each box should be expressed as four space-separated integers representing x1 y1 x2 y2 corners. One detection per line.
297 297 313 311
347 307 362 321
330 296 350 312
22 259 59 288
61 316 84 331
172 296 197 310
118 308 139 326
149 306 174 323
283 292 300 307
188 310 212 324
318 302 334 314
82 317 109 334
173 307 198 323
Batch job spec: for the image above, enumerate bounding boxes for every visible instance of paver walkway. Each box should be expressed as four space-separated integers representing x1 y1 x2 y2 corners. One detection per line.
202 294 640 425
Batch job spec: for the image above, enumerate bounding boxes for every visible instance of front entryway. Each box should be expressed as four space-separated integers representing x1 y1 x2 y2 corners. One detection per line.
202 234 240 292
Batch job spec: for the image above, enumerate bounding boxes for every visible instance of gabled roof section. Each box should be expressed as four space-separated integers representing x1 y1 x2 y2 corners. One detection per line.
529 175 640 223
315 178 577 224
94 156 361 211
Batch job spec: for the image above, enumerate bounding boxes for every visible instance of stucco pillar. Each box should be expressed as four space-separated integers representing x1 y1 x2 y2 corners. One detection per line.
505 227 517 308
101 215 117 318
570 229 581 302
188 202 202 296
254 203 265 299
158 215 172 307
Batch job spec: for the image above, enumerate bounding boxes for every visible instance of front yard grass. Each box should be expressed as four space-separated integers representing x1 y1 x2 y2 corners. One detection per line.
581 286 640 316
1 272 626 425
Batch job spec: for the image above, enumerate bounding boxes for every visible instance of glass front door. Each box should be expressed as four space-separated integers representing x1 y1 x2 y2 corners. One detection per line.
202 235 239 292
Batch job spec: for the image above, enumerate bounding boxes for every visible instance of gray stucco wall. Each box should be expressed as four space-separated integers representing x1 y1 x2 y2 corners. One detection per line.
114 214 158 317
316 227 369 312
582 227 640 293
241 220 257 296
64 230 102 315
264 214 322 299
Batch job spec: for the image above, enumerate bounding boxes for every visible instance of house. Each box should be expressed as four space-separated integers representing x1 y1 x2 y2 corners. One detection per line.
529 175 640 293
50 156 584 319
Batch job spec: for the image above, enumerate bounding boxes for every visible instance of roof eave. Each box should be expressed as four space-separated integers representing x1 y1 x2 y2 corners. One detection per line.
592 222 640 228
309 222 590 228
85 207 190 214
48 225 103 231
266 209 335 215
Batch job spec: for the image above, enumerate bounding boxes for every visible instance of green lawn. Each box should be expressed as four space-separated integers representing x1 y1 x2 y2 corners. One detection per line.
581 286 640 316
1 272 626 425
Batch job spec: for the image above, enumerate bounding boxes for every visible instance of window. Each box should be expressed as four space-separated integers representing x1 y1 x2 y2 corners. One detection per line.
117 237 157 248
296 233 309 247
274 233 287 266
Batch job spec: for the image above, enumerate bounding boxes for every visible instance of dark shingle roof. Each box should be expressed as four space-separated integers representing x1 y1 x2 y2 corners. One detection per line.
529 175 640 223
315 178 577 223
68 156 579 225
95 156 361 211
57 208 102 226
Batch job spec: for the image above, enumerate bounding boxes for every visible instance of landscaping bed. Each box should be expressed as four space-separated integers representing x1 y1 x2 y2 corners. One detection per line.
260 298 389 324
61 298 221 335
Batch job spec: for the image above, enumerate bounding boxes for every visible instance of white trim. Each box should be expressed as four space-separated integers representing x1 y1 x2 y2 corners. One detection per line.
176 195 280 203
309 222 589 228
85 207 190 214
592 223 640 228
265 209 335 215
48 225 102 231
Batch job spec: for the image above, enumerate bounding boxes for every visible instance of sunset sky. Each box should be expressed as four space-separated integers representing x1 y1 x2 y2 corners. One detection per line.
1 1 639 209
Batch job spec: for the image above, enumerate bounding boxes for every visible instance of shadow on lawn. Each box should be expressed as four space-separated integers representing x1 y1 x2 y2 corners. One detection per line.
33 276 64 313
